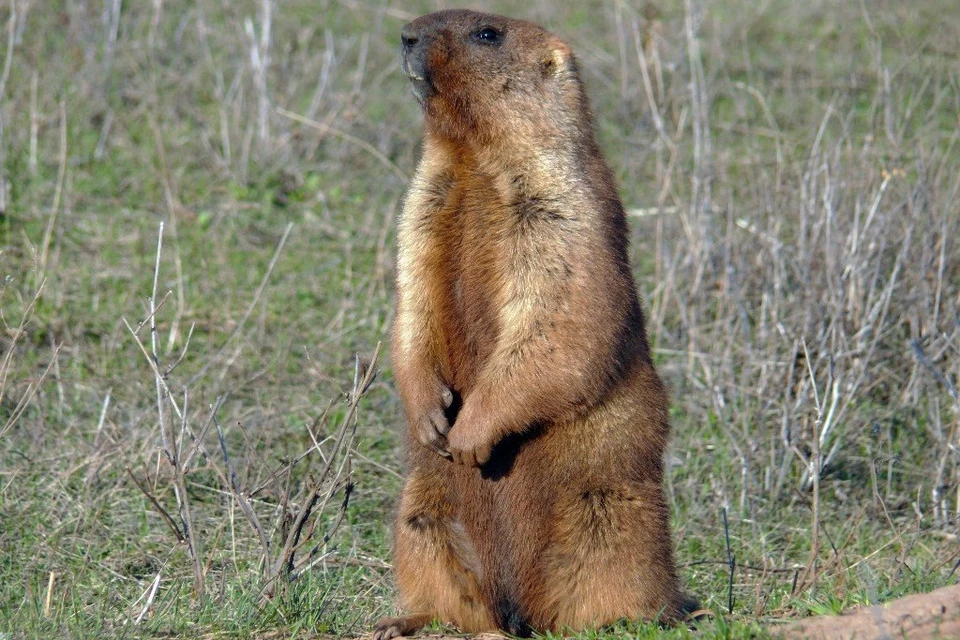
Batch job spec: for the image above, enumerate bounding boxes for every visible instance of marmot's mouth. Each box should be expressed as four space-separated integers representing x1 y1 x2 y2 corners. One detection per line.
407 77 432 106
400 52 433 106
403 68 433 105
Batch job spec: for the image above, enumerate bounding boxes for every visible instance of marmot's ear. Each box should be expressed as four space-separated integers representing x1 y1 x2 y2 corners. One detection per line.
542 38 572 77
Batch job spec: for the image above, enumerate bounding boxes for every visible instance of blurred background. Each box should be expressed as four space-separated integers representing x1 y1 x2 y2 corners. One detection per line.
1 1 958 637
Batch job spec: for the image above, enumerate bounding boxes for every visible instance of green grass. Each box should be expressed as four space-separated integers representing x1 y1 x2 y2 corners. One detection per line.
1 1 959 638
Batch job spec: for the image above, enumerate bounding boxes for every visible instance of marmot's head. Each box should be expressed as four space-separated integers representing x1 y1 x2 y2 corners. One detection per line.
400 10 588 146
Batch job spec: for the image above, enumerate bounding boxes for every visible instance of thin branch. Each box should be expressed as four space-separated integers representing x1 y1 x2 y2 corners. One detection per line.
134 572 162 625
0 0 16 100
38 100 68 284
276 107 408 182
1 341 61 438
188 222 294 387
722 506 736 614
249 398 336 498
126 466 185 543
214 412 271 579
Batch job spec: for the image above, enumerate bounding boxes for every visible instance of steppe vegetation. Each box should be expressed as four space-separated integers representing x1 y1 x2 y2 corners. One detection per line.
1 0 958 638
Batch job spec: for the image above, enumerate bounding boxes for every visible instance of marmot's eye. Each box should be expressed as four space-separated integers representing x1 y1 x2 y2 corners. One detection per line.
472 27 501 44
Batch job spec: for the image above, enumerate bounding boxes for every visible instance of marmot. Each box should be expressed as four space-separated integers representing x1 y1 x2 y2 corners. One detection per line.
375 10 695 638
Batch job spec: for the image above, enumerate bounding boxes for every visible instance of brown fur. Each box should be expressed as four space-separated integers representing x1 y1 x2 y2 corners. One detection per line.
374 10 695 639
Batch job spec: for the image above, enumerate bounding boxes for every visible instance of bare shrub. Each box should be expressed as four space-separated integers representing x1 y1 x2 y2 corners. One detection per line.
122 223 380 619
612 0 959 610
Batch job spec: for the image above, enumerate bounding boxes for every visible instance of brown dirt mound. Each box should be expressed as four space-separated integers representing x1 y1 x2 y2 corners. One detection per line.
779 583 960 640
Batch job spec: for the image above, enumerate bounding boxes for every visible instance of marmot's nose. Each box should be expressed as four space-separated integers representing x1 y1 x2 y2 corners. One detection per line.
401 24 420 49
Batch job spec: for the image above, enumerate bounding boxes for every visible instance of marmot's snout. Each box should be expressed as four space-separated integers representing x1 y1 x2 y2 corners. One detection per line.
400 22 432 104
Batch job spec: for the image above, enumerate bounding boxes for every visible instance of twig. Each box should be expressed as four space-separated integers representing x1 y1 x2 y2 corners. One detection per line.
802 339 823 597
179 395 226 475
1 340 61 439
38 100 67 284
249 398 336 497
265 345 379 599
246 0 272 144
293 481 354 578
269 480 322 587
911 339 960 404
43 571 55 618
134 571 162 625
0 279 44 406
145 222 204 598
684 559 799 574
722 506 736 614
948 557 960 581
28 70 37 174
122 315 183 421
276 107 408 182
132 290 172 336
187 222 294 387
165 322 196 376
123 313 226 479
316 344 381 490
147 112 186 352
126 466 185 543
214 411 271 579
0 0 16 101
93 390 111 448
290 547 337 581
631 18 672 149
102 0 121 76
352 450 403 480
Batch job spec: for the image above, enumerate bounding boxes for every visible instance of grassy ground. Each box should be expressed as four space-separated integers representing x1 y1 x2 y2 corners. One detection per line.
1 0 958 638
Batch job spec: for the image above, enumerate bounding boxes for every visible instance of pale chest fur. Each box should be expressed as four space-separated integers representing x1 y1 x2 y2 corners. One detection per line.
395 148 583 393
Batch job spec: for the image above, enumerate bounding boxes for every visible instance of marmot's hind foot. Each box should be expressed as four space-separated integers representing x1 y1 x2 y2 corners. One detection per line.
372 613 433 640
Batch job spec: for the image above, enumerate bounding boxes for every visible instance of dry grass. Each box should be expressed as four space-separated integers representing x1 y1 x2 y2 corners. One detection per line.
0 0 957 638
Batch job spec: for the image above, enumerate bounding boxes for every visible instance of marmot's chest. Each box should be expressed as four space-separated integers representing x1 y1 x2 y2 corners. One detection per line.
433 178 516 387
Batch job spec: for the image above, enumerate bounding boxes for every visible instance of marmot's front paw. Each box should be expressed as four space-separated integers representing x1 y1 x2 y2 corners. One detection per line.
446 409 495 467
412 385 455 457
413 407 452 457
